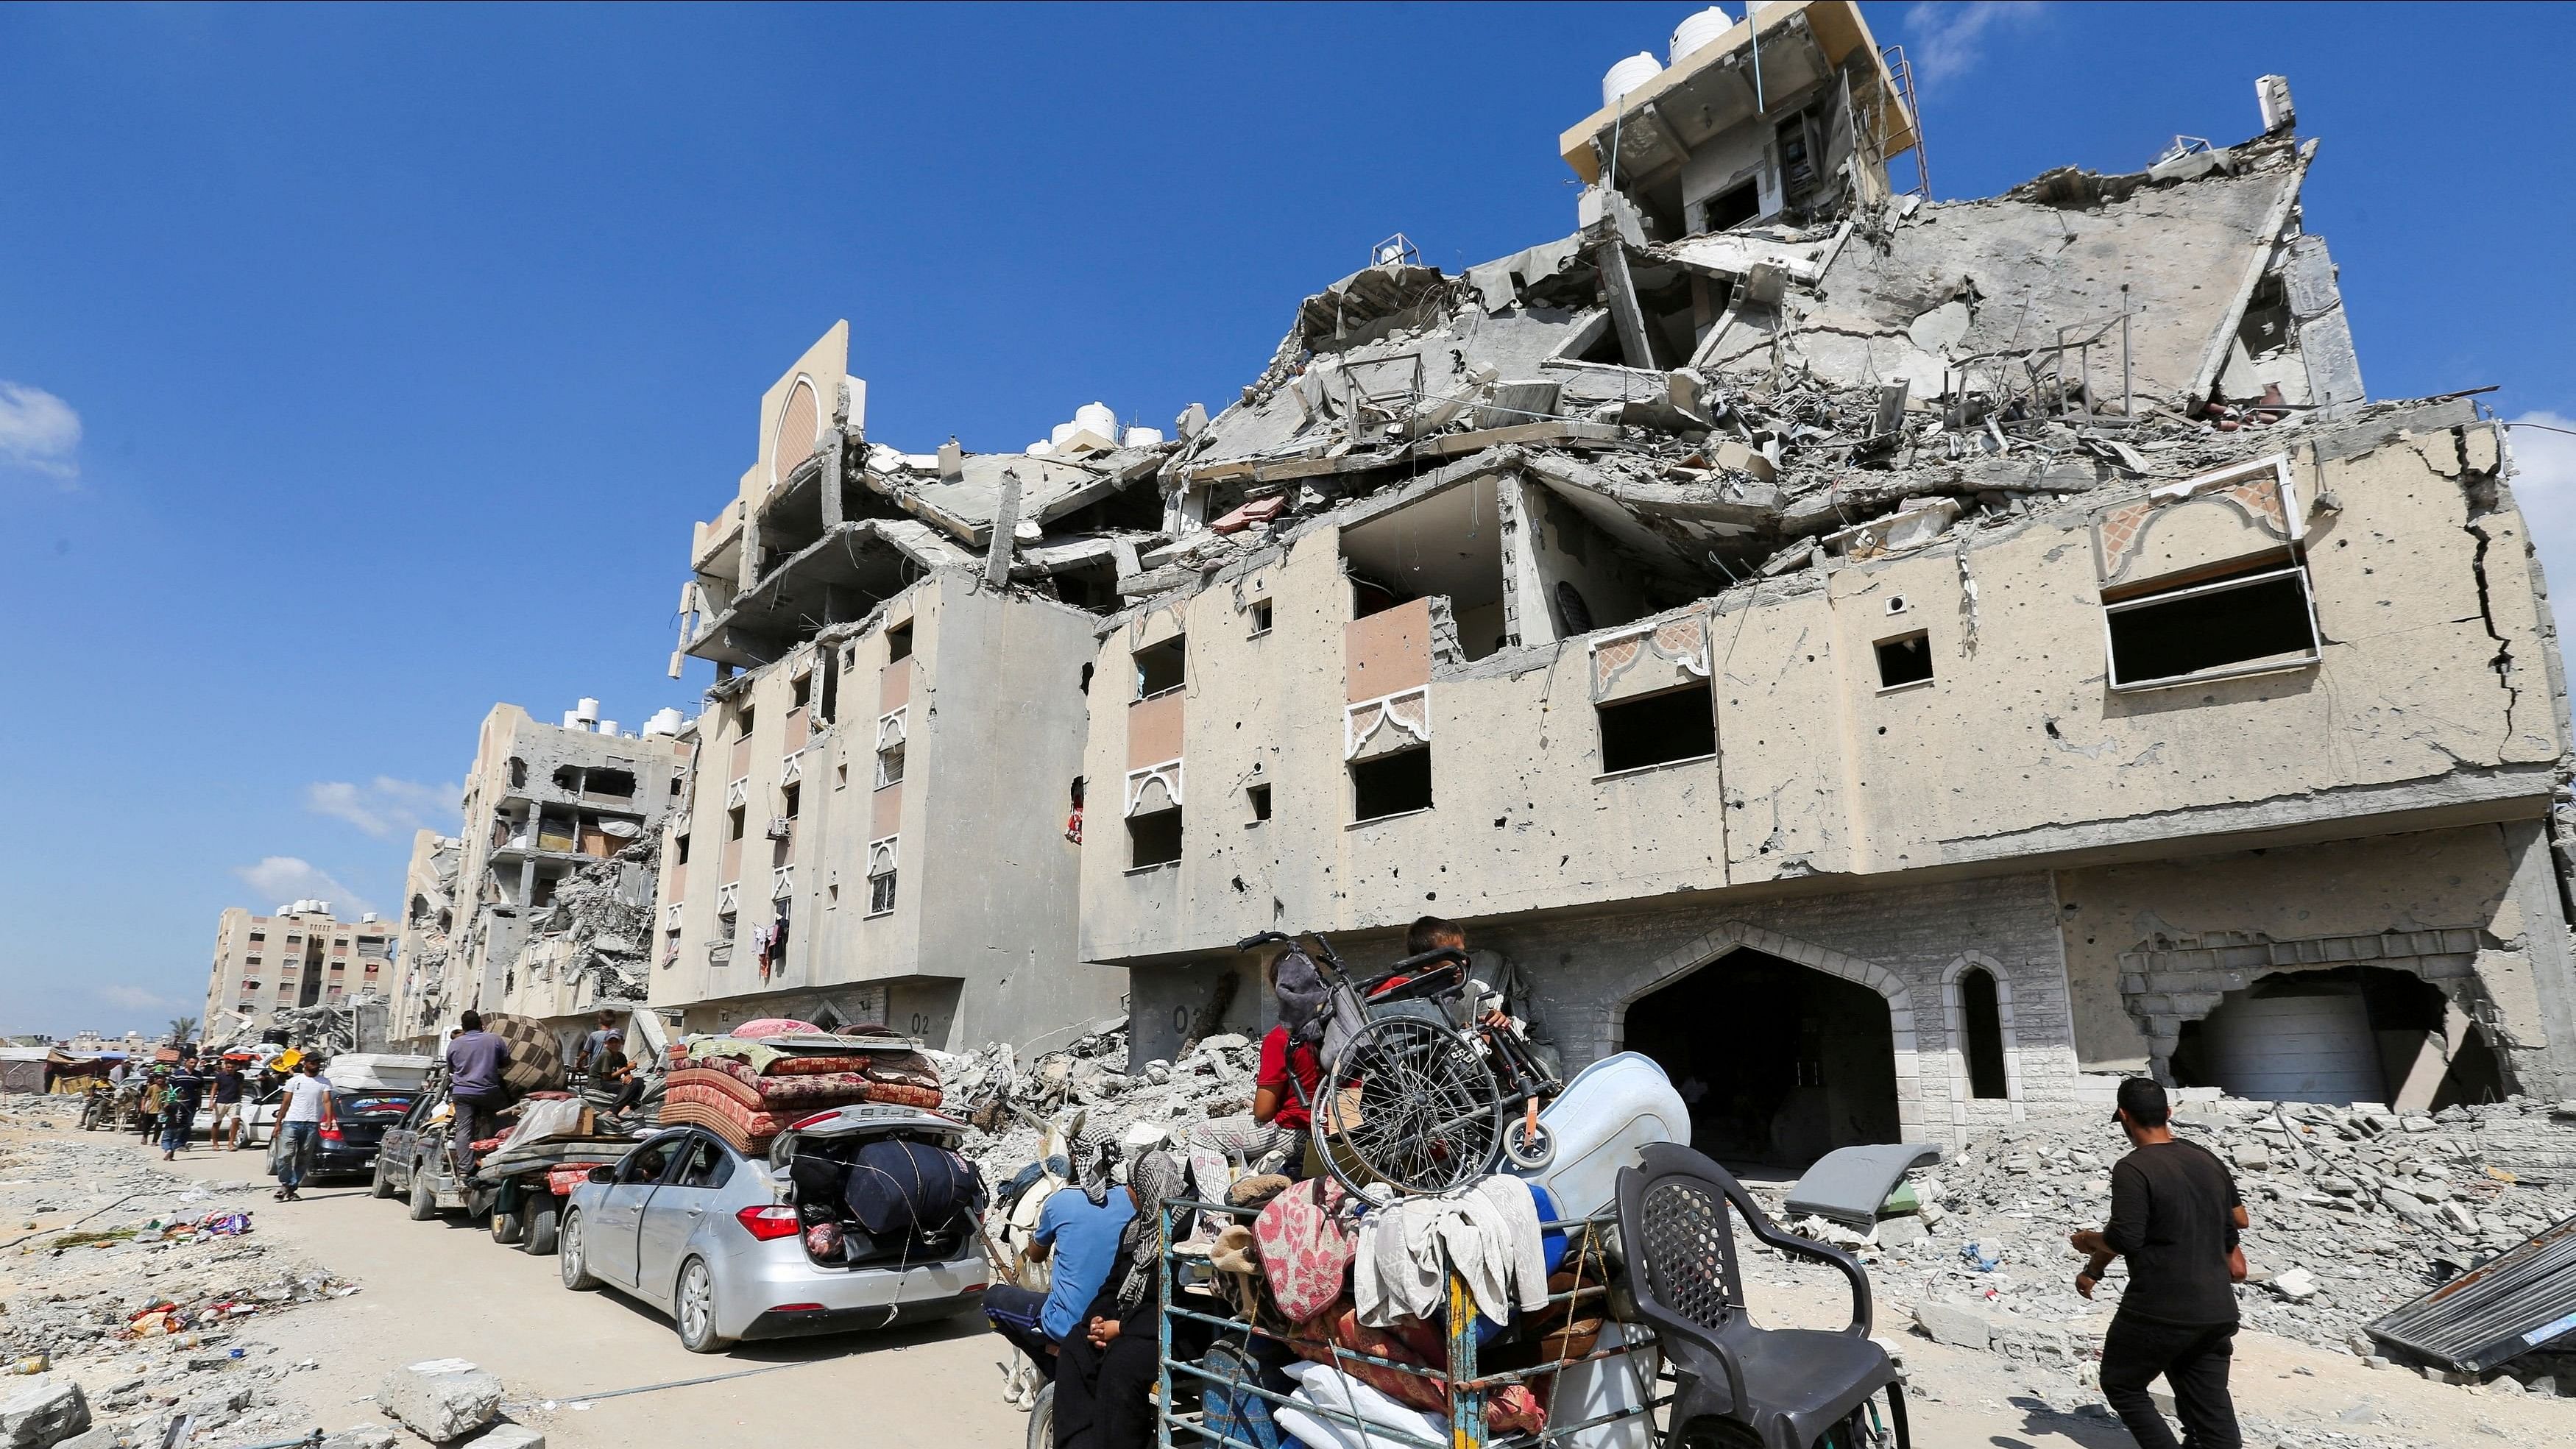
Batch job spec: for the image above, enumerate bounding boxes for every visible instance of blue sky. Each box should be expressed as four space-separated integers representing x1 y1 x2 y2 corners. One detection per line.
4 2 2573 1037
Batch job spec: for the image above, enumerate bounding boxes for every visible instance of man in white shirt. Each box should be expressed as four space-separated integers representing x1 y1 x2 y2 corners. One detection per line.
273 1058 336 1202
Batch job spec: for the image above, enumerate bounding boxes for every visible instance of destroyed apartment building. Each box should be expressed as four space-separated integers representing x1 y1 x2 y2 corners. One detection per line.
1075 0 2576 1166
202 900 394 1047
386 699 689 1049
647 322 1153 1048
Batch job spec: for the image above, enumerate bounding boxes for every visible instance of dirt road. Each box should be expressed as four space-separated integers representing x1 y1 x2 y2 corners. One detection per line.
146 1141 1027 1449
13 1103 2573 1449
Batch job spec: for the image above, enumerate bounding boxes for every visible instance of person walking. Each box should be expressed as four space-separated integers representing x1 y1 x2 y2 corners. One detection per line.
208 1057 245 1148
133 1068 163 1146
445 1011 512 1180
159 1052 206 1160
2069 1077 2249 1449
272 1057 336 1202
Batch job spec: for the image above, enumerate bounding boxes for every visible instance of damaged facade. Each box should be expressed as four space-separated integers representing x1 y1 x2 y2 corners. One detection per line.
385 701 687 1048
648 324 1144 1048
203 901 392 1042
1075 0 2576 1162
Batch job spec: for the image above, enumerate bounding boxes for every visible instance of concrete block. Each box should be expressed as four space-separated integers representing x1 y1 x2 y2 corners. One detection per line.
0 1380 91 1449
320 1431 399 1449
378 1361 503 1443
1877 1215 1930 1250
466 1427 545 1449
1912 1302 1991 1350
50 1428 119 1449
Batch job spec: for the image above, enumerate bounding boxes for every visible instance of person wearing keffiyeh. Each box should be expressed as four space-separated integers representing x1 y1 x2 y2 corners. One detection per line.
983 1122 1138 1385
1053 1150 1183 1449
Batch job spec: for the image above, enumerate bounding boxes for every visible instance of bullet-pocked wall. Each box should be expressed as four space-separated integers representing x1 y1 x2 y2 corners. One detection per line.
1085 405 2576 1143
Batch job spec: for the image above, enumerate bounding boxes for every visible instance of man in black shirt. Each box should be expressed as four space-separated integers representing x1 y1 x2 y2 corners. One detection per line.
2070 1077 2248 1449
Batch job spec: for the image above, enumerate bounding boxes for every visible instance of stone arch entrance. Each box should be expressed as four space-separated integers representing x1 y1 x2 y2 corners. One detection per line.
1614 921 1917 1166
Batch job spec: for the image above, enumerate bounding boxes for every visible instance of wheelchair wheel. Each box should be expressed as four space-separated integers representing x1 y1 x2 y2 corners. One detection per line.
1503 1116 1557 1172
1317 1014 1503 1195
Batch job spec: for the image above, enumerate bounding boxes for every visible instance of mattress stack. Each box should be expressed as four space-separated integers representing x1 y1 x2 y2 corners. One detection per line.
659 1031 945 1155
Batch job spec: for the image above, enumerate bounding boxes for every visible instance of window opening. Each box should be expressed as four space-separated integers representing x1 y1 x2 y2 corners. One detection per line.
1351 747 1433 821
507 757 528 790
674 834 690 865
1875 632 1933 690
790 674 812 710
736 704 756 738
886 623 913 663
1702 179 1761 233
1247 783 1273 823
586 768 635 798
868 867 897 915
727 806 746 841
1128 807 1184 868
1249 599 1274 636
2105 563 2318 690
1596 684 1716 773
1959 968 2009 1099
875 739 905 788
1078 662 1095 695
781 783 801 819
1134 637 1186 698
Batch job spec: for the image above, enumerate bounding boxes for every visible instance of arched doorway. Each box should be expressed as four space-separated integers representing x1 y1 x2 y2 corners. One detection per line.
1622 947 1903 1167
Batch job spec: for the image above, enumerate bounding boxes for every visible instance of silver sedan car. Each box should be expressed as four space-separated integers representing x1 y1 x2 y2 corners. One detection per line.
556 1108 988 1353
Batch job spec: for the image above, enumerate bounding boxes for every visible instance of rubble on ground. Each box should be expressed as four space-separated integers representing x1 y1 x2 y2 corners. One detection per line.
937 1018 1259 1183
1742 1093 2576 1397
377 1361 501 1443
0 1097 357 1448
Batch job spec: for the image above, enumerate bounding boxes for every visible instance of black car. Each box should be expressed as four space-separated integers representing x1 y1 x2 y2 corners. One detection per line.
301 1089 419 1177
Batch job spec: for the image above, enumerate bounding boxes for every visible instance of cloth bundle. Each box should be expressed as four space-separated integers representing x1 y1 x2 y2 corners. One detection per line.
674 1058 875 1110
661 1084 791 1152
1286 1300 1546 1434
1353 1177 1548 1328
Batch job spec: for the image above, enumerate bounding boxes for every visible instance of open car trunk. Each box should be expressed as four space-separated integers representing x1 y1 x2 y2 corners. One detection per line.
768 1103 983 1271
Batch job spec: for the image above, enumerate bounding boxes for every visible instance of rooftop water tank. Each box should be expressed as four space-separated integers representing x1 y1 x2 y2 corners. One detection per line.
1122 426 1165 448
643 707 687 737
1050 421 1079 447
1602 52 1662 109
1669 5 1735 63
1073 402 1117 440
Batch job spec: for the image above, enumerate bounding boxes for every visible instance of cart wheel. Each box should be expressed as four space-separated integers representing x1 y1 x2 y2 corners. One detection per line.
407 1167 439 1222
1024 1382 1053 1449
490 1206 526 1245
1504 1117 1557 1172
523 1204 559 1257
1317 1014 1504 1195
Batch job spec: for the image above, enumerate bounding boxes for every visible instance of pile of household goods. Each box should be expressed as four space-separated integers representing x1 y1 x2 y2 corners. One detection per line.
779 1110 988 1269
1156 1052 1687 1449
660 1018 946 1155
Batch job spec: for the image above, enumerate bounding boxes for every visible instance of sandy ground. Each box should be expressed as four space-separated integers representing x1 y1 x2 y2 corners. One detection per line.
13 1108 2572 1449
4 1113 1026 1449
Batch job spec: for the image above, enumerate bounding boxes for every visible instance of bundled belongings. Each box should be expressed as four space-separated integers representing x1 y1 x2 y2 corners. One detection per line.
482 1013 567 1095
666 1030 945 1154
776 1102 986 1270
320 1053 434 1092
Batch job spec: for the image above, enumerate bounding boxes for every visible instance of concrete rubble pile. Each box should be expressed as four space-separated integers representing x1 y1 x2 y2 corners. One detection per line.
1112 131 2374 625
509 838 659 1006
1740 1093 2576 1397
937 1021 1263 1183
205 995 389 1058
0 1099 359 1449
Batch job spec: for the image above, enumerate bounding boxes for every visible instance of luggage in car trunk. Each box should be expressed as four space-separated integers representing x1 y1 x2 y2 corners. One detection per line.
769 1103 984 1269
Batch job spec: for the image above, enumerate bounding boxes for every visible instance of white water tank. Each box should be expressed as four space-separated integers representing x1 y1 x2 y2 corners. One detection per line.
1049 421 1078 447
644 707 686 737
1669 5 1734 63
1122 426 1165 448
1602 52 1662 108
598 720 618 737
1073 402 1117 440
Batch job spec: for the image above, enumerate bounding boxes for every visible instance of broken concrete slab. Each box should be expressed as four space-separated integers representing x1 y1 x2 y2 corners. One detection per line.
378 1361 503 1444
0 1380 89 1449
464 1426 544 1449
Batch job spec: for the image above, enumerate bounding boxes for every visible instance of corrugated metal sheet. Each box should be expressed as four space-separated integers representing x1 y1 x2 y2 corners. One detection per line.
2366 1213 2576 1371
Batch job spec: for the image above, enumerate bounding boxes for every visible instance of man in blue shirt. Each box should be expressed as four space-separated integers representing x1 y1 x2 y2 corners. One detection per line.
985 1129 1136 1377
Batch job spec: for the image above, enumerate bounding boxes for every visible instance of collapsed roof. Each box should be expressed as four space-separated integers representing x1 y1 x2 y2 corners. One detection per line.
1120 117 2369 617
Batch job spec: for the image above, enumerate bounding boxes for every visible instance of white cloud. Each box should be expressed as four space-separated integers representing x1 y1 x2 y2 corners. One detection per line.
0 381 82 479
1901 1 2042 91
97 984 170 1011
233 856 379 918
304 776 459 839
2506 413 2576 642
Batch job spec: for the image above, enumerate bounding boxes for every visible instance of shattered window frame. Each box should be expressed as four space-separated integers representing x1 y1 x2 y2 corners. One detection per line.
1133 636 1187 701
2102 562 2321 692
1248 599 1274 637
